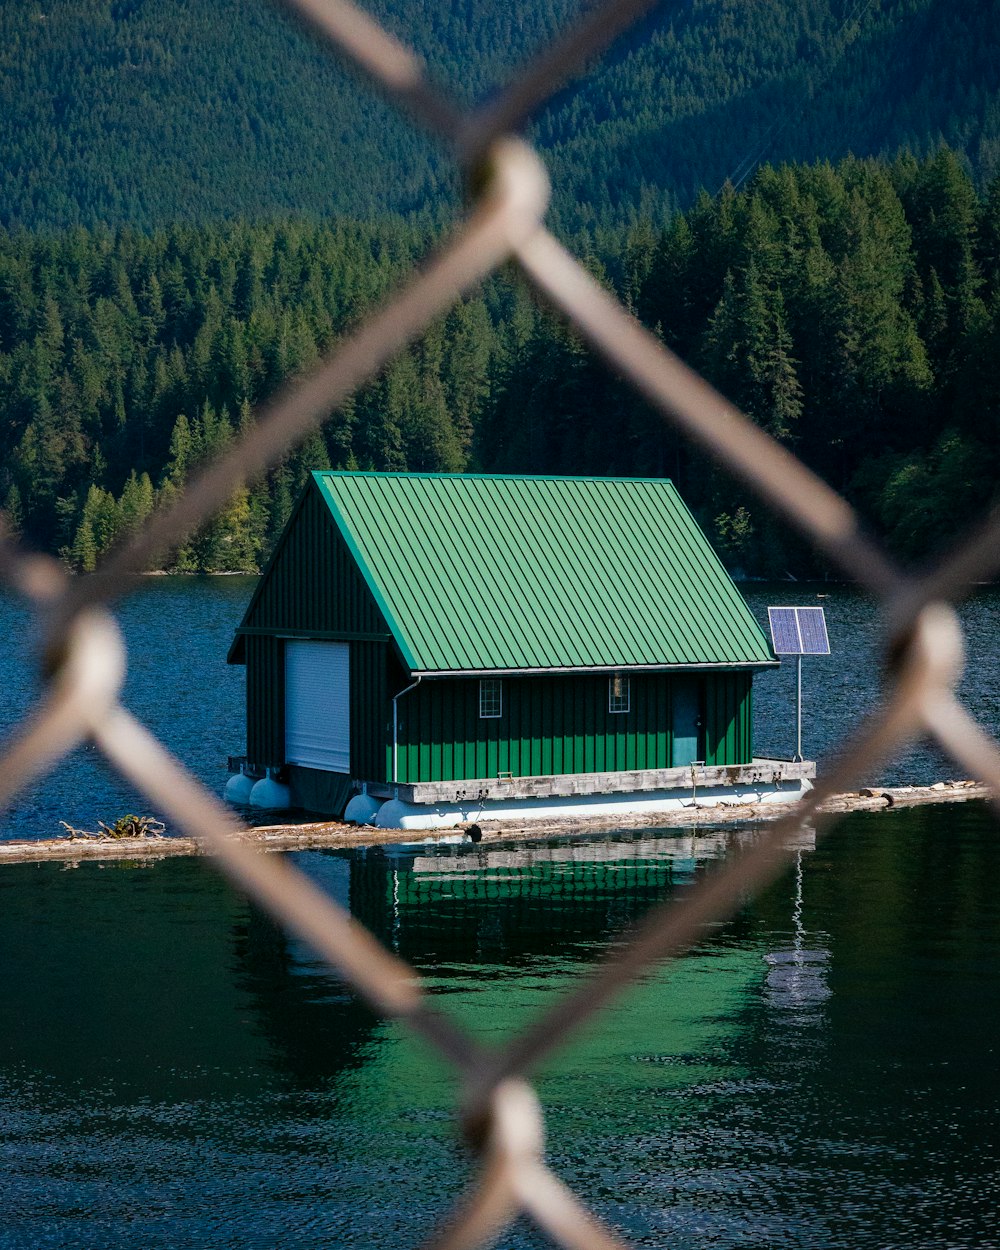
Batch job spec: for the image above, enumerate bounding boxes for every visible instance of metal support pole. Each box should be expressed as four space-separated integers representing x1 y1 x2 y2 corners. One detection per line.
392 675 421 783
795 654 803 762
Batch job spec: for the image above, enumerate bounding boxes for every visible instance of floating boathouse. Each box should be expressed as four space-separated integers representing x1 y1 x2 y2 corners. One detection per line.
226 472 813 827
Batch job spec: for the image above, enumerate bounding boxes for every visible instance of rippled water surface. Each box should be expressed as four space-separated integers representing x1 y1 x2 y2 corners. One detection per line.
2 806 998 1247
0 576 253 841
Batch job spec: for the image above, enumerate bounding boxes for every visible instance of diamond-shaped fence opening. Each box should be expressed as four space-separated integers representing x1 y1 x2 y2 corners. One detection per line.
2 2 1000 1248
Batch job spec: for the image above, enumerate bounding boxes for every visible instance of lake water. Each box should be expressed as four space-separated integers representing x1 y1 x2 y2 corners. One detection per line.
0 577 253 843
1 805 998 1248
1 577 999 841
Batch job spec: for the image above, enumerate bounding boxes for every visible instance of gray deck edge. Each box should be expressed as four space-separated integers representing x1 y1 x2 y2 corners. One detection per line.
365 757 816 803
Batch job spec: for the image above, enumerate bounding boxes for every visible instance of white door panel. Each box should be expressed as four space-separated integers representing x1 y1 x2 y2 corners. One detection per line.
285 641 350 773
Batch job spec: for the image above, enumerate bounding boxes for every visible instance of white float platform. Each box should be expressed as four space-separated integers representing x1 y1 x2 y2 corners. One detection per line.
365 759 815 830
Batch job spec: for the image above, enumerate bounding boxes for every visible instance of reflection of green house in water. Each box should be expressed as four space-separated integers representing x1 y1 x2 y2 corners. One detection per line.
349 833 732 955
226 473 814 827
334 836 771 1136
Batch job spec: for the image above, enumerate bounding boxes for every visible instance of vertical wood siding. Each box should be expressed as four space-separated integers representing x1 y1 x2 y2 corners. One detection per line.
244 486 387 635
350 641 390 782
245 635 284 770
394 672 753 783
704 671 753 766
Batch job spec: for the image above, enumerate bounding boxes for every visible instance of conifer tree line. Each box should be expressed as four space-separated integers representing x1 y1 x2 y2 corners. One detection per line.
1 147 998 575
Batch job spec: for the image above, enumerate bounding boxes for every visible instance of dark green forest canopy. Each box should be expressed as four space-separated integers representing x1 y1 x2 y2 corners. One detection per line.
2 0 1000 231
2 149 998 575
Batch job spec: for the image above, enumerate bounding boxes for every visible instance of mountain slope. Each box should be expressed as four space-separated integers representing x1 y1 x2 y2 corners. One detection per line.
1 0 999 229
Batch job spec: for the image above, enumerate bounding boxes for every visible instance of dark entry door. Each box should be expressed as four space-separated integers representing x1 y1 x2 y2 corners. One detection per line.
672 677 701 766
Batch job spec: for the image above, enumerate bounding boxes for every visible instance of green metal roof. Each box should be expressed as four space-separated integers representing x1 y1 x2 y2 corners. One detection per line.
313 472 776 675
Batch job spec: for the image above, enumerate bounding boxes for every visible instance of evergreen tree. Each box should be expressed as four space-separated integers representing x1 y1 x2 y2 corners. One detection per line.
71 514 98 574
1 483 24 538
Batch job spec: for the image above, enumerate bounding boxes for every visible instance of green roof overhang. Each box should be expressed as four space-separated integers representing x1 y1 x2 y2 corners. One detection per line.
409 660 779 678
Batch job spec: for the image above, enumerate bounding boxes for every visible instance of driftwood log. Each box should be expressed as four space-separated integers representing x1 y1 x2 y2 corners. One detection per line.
58 814 166 841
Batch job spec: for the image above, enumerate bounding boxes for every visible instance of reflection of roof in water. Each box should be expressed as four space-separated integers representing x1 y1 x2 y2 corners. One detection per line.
334 945 771 1131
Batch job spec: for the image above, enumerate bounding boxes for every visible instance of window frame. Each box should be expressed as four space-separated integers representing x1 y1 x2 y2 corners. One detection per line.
608 673 630 714
479 678 503 719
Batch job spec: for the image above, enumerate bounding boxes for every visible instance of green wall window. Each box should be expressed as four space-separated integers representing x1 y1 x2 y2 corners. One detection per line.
479 679 502 718
609 674 630 714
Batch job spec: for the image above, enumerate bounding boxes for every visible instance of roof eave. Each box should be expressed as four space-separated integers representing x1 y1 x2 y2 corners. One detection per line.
410 660 779 678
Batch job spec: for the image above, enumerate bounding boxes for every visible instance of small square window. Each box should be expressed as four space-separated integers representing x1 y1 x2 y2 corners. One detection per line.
479 678 502 718
609 674 630 714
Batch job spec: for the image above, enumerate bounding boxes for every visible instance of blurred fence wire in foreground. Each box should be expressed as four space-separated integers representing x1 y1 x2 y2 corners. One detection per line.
2 2 999 1247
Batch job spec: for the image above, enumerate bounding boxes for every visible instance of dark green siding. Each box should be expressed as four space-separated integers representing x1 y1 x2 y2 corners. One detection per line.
246 640 752 783
394 672 753 784
245 635 284 770
704 672 753 766
242 486 388 637
350 641 390 783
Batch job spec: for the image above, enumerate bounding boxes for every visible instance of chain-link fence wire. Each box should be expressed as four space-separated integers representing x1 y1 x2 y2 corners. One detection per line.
2 1 1000 1246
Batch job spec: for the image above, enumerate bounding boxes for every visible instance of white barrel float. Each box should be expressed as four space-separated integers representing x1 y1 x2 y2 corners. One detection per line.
223 769 256 806
343 789 383 825
249 768 292 811
374 798 464 830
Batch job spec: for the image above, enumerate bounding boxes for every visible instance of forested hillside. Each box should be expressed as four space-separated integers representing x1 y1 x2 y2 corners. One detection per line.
2 0 999 230
1 149 997 574
546 0 1000 223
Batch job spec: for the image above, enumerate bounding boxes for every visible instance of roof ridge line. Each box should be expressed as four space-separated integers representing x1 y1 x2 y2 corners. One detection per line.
311 470 676 485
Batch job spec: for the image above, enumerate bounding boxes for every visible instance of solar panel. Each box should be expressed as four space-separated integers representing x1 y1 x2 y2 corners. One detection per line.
767 605 830 655
796 607 830 655
768 607 801 654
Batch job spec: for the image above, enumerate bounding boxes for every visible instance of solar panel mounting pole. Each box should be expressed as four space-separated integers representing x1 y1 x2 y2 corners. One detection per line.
767 605 829 765
795 654 803 763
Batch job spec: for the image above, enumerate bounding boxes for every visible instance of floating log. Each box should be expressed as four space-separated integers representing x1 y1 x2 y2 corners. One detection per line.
0 780 992 867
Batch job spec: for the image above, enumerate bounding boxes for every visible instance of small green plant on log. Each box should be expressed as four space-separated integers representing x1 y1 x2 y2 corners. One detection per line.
59 814 167 840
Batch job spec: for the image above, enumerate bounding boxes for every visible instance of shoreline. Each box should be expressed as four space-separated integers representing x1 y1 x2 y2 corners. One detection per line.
0 779 990 867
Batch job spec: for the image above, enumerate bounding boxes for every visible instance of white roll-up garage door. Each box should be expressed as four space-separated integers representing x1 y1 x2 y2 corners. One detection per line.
284 640 350 773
